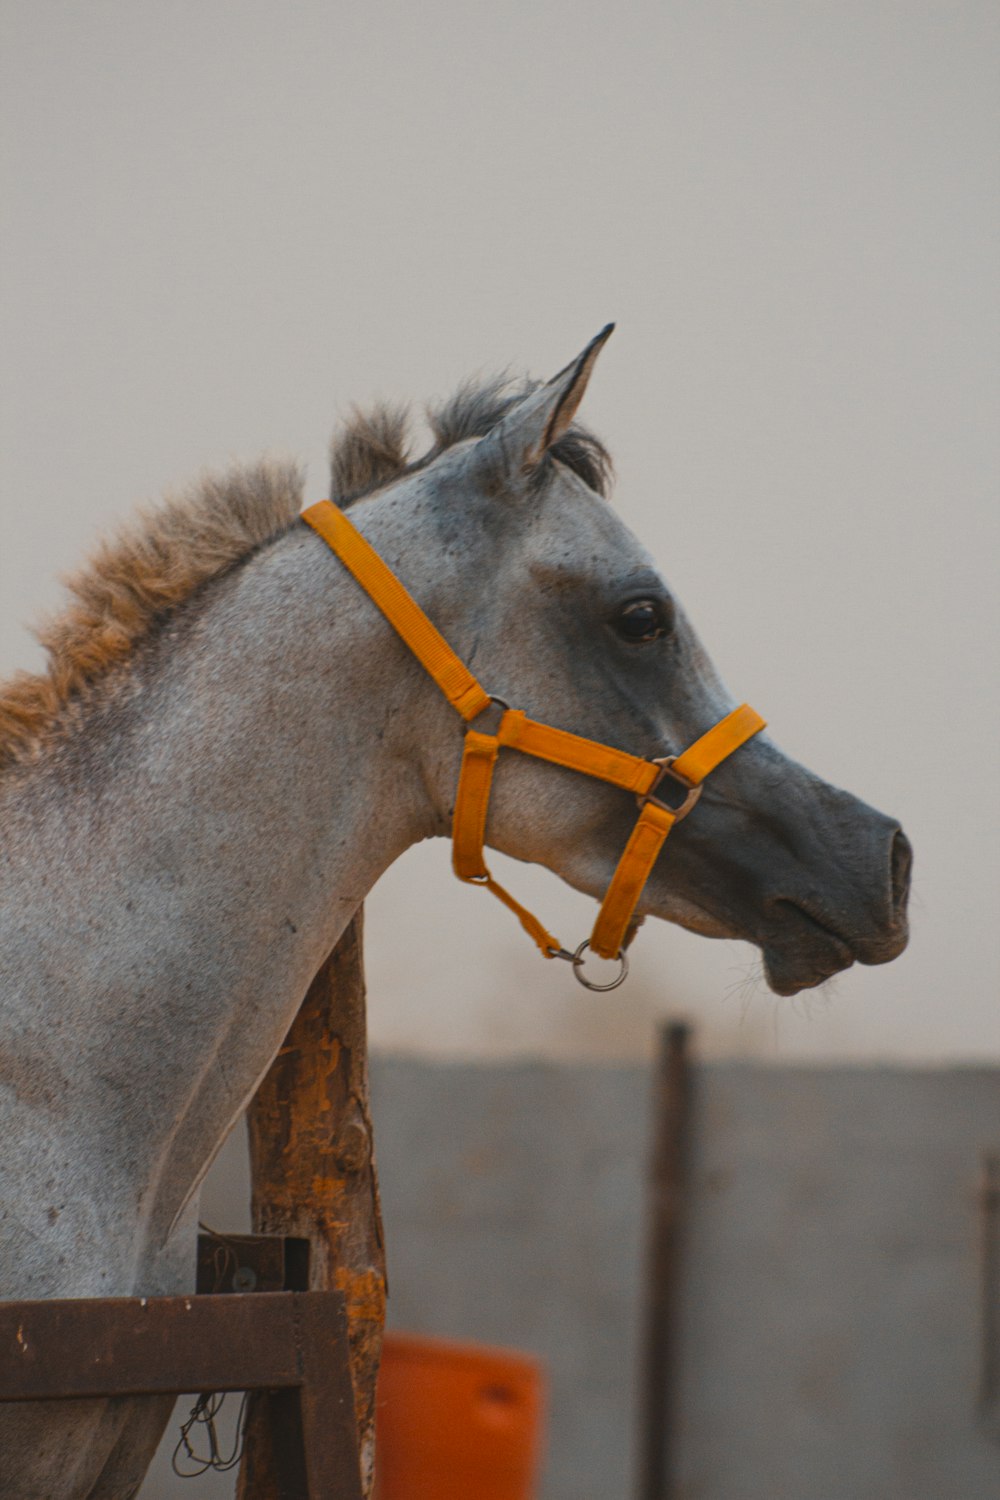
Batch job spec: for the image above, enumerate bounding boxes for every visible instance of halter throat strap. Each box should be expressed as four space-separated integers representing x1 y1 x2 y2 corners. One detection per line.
302 500 765 984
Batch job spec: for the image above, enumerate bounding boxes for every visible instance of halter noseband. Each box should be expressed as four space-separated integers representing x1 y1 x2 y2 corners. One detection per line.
303 501 765 991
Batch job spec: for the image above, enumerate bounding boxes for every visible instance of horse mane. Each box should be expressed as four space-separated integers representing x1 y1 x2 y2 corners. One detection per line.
330 374 613 504
0 374 612 774
0 459 303 771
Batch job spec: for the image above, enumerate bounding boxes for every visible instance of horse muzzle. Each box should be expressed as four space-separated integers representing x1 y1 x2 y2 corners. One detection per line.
758 818 912 996
646 744 913 996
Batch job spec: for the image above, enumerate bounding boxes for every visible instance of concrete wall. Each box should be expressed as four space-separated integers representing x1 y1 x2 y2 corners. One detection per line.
671 1064 999 1500
141 1057 1000 1498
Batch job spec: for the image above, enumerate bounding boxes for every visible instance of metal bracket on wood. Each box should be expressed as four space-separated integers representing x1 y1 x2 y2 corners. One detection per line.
0 1284 363 1500
196 1230 312 1295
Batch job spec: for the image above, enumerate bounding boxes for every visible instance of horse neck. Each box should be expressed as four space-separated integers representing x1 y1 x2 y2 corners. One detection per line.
2 519 440 1265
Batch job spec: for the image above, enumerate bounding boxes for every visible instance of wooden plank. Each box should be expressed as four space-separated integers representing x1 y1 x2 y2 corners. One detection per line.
0 1291 329 1401
0 1290 364 1499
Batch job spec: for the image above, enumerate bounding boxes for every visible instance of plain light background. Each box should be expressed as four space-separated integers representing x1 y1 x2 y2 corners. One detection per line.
1 0 997 1064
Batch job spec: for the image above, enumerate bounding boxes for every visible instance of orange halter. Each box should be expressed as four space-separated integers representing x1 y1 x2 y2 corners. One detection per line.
303 501 765 990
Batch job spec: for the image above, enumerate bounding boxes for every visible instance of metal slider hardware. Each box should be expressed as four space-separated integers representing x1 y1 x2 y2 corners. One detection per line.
637 757 703 821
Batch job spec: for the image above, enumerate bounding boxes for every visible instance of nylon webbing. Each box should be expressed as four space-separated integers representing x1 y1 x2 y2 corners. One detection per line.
497 711 657 796
452 727 566 957
672 702 765 784
302 499 766 977
590 803 676 958
302 502 491 721
586 702 765 957
452 731 500 883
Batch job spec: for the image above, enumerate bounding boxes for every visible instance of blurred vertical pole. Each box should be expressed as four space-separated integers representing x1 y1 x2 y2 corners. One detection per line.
978 1151 1000 1422
636 1022 693 1500
237 910 386 1499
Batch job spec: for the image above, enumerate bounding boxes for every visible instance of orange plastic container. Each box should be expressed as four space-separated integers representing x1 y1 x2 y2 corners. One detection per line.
373 1331 545 1500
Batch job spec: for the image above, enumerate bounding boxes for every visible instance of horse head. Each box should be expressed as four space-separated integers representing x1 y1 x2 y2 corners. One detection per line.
341 328 911 995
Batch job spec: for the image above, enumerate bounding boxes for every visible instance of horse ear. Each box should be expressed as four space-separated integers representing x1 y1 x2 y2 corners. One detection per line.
481 324 614 475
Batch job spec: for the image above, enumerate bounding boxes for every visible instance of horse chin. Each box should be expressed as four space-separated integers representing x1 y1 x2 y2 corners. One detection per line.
761 942 856 996
760 906 859 996
650 895 863 997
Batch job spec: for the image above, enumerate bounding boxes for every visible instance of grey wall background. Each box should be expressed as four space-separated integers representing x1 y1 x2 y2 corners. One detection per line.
2 0 998 1066
140 1056 1000 1499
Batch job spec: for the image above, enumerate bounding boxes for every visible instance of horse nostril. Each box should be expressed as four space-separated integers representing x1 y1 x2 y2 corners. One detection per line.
890 829 912 913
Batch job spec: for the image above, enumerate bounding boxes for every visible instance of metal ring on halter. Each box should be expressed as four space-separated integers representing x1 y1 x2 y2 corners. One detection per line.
467 694 510 734
567 939 629 992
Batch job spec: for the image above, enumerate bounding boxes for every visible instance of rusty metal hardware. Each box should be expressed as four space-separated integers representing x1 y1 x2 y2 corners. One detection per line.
196 1231 311 1295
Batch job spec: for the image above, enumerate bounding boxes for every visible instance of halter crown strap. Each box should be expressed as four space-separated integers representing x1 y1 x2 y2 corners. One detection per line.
302 500 491 721
302 499 765 982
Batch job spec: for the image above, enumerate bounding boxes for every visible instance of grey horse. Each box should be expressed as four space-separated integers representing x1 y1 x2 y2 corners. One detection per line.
0 330 910 1497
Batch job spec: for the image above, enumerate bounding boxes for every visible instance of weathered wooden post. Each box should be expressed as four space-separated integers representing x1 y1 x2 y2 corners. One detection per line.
237 910 386 1498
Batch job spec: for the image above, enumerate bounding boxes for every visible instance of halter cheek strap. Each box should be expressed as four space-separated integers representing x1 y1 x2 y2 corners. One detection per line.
302 500 765 989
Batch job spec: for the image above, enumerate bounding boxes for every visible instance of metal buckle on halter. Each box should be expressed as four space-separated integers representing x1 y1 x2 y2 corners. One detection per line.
548 940 629 992
637 757 703 821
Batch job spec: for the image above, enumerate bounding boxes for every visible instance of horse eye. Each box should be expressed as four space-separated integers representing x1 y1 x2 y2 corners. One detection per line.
615 599 666 643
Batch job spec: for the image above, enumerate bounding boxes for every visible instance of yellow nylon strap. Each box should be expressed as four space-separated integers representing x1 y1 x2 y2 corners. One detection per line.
452 729 561 956
452 731 500 880
672 703 766 784
587 705 766 959
497 711 658 795
589 804 676 959
472 872 563 958
302 501 491 722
